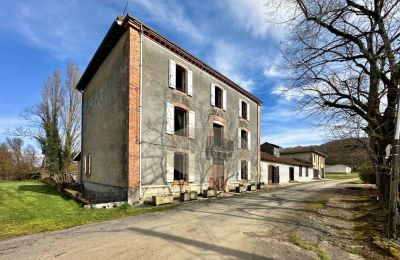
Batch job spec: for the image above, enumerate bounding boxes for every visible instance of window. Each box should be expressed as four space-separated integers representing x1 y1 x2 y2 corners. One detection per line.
299 166 302 177
174 153 187 181
84 154 92 176
215 86 223 109
174 107 187 136
241 160 248 180
241 129 248 149
241 101 248 120
213 123 223 147
175 64 186 93
306 167 309 177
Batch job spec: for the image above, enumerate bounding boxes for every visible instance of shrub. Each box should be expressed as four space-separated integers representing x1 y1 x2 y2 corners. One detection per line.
358 163 376 184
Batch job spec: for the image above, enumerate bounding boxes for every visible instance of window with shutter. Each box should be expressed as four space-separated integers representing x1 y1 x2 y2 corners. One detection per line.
237 128 241 148
222 89 227 110
247 102 250 121
214 86 223 109
241 101 247 120
247 132 251 150
166 103 174 134
188 153 195 182
166 151 174 182
247 161 251 180
187 70 193 96
239 99 242 118
188 111 195 139
210 83 215 106
237 161 242 181
169 59 176 89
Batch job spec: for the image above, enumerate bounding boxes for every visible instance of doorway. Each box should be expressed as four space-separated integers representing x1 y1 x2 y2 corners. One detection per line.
212 158 225 191
289 167 295 181
269 165 280 184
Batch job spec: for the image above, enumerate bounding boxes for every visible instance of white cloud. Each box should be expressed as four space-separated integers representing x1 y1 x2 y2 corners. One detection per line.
211 41 256 91
263 66 280 78
134 0 204 42
261 127 325 147
223 0 295 39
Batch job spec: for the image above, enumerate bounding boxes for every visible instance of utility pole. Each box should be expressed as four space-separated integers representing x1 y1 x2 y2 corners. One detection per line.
388 92 400 239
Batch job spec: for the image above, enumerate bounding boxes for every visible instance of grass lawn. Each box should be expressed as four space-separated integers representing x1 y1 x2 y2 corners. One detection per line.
0 181 176 239
325 173 360 180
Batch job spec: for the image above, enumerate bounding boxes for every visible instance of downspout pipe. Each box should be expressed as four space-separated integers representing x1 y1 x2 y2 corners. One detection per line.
139 24 143 199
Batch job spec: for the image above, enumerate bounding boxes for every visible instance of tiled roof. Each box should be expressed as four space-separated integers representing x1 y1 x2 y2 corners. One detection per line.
280 146 327 157
261 152 312 167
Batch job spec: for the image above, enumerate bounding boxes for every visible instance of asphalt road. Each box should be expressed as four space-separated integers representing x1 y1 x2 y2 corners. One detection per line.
0 180 345 260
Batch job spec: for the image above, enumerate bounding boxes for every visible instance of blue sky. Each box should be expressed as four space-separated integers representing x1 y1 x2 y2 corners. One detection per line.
0 0 325 149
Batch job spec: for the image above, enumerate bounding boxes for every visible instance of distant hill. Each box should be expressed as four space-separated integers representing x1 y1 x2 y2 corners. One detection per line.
285 138 370 170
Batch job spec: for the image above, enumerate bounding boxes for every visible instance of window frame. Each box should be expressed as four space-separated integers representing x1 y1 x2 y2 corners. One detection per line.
175 64 187 93
241 101 248 120
241 160 248 180
174 107 187 136
240 129 248 150
214 86 223 109
173 152 188 181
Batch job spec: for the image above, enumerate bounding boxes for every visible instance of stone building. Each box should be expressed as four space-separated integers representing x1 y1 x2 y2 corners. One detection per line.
76 15 262 204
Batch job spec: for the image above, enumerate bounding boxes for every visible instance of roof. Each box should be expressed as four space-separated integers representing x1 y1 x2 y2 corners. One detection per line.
261 142 281 148
261 152 312 167
280 146 327 157
76 15 262 105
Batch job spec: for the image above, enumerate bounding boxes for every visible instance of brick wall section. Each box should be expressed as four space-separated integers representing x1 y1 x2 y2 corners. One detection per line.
127 27 141 189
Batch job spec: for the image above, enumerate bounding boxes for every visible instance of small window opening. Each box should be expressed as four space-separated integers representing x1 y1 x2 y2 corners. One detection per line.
174 153 187 181
215 86 223 109
241 160 248 180
176 65 186 93
241 101 247 120
241 129 248 149
174 107 187 136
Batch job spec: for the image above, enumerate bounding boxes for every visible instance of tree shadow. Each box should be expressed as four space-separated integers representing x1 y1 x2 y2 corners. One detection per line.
126 226 274 259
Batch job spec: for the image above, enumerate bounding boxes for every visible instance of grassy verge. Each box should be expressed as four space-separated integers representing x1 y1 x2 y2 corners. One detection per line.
289 234 329 260
325 173 359 180
0 181 177 239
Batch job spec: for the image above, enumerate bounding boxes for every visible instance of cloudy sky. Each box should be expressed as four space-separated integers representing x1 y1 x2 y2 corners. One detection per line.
0 0 325 148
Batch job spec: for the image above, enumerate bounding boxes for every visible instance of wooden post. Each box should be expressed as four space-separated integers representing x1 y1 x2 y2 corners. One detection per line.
388 92 400 239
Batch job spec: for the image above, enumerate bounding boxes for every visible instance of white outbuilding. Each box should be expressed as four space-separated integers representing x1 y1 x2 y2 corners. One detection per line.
325 164 352 174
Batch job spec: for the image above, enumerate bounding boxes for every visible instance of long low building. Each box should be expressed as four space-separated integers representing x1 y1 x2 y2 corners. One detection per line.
260 142 314 184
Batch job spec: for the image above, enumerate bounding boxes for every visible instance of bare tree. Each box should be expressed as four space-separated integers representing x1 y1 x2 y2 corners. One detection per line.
61 64 81 171
268 0 400 203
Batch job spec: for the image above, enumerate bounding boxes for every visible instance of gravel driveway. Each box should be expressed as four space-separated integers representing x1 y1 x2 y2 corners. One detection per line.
0 180 353 259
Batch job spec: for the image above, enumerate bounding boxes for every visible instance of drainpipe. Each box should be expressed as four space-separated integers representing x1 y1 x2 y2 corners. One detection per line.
139 24 143 198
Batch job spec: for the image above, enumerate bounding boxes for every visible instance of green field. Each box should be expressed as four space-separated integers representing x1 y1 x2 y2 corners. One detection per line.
0 181 176 238
325 173 359 180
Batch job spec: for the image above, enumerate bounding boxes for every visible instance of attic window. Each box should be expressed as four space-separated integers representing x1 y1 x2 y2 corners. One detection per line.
241 101 247 120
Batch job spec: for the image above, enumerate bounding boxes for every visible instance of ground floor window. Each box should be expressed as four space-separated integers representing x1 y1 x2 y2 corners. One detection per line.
174 152 187 181
241 160 248 180
305 167 309 177
299 166 302 177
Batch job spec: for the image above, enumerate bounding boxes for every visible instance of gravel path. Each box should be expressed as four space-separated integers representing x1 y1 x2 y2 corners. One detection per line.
0 180 356 259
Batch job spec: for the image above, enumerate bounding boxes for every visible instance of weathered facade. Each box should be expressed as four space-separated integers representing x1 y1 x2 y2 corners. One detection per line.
280 147 327 179
260 142 313 184
77 16 262 203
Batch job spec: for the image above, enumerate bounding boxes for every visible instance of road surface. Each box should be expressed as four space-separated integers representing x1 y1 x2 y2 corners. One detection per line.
0 180 349 259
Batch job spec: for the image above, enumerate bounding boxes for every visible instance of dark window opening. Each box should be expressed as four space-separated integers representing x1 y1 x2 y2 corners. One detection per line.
241 160 248 180
174 107 187 136
176 65 186 93
241 129 248 149
241 101 247 120
306 167 309 177
289 167 295 181
174 153 187 181
299 166 303 177
215 86 223 109
213 123 223 147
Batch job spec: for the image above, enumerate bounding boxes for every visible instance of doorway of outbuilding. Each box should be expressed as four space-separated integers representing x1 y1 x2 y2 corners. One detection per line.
289 167 294 181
